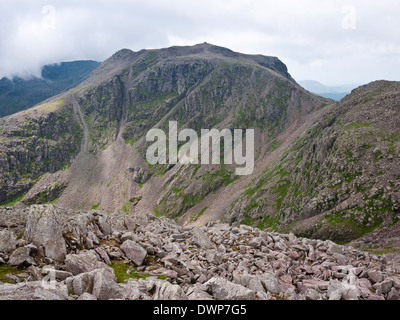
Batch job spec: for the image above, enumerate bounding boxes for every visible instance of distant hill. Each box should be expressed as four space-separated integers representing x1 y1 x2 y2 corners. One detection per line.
0 60 101 118
299 80 360 101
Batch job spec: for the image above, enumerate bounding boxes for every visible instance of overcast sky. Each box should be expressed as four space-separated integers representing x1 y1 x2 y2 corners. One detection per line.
1 0 399 86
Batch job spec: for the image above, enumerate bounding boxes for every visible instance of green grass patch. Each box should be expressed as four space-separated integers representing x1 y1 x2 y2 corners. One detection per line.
0 265 22 284
374 151 382 163
271 179 291 212
0 193 26 207
267 140 281 152
345 123 372 130
203 165 238 188
124 138 135 146
244 199 260 213
257 216 281 231
241 214 259 226
325 212 382 241
108 261 167 283
91 203 100 210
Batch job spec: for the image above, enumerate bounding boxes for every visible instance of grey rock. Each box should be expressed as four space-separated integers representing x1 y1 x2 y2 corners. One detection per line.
329 290 342 300
153 280 189 300
97 216 112 236
0 281 68 300
327 242 344 255
328 280 359 300
204 277 256 300
187 286 214 300
65 250 116 281
8 246 34 266
95 247 111 265
66 268 119 300
24 205 67 262
191 227 215 250
42 266 73 281
120 240 147 267
373 279 393 294
232 274 270 300
305 288 320 300
387 287 400 300
0 230 17 254
77 292 97 300
66 271 95 296
248 237 262 249
92 268 118 300
368 270 384 284
260 272 283 295
121 232 136 242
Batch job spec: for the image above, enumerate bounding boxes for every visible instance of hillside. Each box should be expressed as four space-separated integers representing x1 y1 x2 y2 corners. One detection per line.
0 43 327 216
219 81 400 244
0 60 100 118
0 44 399 251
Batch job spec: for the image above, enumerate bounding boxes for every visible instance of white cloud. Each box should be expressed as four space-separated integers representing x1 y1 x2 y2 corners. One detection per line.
0 0 399 85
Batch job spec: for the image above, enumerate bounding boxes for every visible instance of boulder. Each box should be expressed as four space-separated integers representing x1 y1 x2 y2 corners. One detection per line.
0 230 17 254
24 205 67 262
204 277 257 300
153 280 189 300
65 250 116 281
120 240 147 266
232 274 271 299
66 268 119 300
0 281 68 300
8 246 34 266
77 292 97 300
191 227 215 250
260 272 283 295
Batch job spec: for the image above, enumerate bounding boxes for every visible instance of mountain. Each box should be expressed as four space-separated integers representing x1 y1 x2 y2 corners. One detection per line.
0 60 101 118
299 80 360 101
220 80 400 244
0 43 399 251
0 43 327 213
1 44 400 301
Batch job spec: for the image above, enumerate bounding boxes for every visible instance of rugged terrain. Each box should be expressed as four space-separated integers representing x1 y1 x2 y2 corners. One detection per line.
0 204 399 300
0 43 328 219
0 43 399 260
219 81 400 245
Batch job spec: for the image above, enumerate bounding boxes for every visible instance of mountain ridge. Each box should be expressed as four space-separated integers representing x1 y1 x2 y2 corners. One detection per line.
0 44 398 251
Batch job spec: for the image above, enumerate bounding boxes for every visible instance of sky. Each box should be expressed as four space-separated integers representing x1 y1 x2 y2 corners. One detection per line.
0 0 399 86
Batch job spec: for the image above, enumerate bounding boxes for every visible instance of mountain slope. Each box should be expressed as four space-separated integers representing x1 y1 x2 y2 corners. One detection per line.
0 60 101 118
7 46 400 246
0 43 328 218
220 80 400 243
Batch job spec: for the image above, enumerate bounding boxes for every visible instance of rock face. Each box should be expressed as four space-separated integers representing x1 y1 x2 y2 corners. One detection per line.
226 80 400 244
0 204 399 300
24 205 67 262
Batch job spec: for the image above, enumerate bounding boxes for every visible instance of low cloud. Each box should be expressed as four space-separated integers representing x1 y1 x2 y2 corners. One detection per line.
0 0 399 85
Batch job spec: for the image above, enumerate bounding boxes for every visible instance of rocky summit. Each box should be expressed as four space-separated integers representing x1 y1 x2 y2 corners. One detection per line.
0 204 399 300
